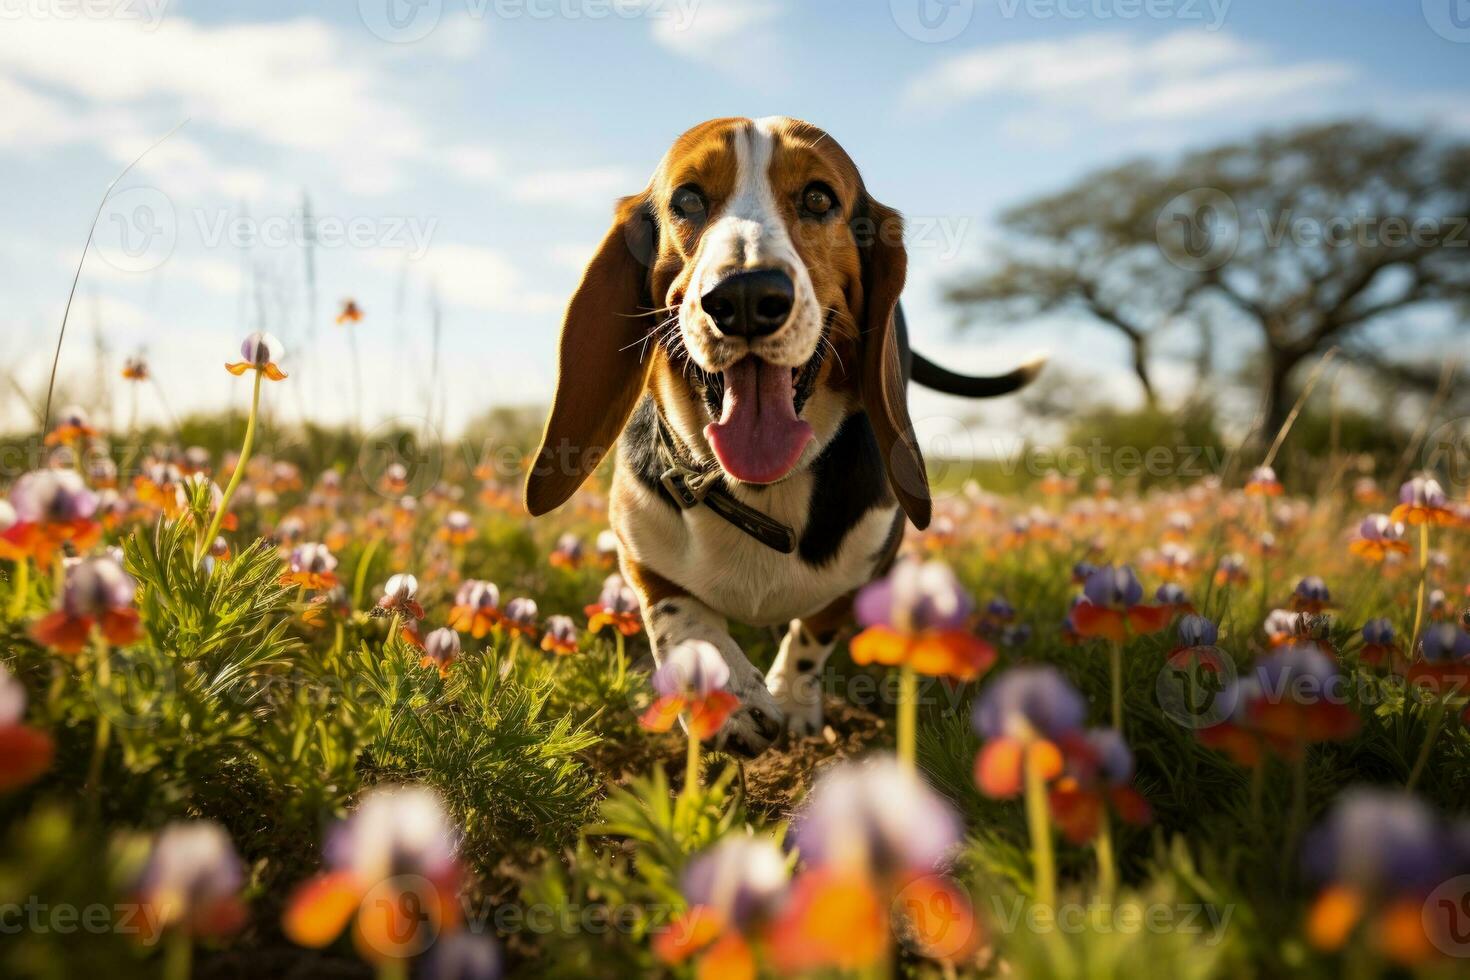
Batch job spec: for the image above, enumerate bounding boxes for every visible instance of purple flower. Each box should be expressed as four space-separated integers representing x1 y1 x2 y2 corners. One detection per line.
595 529 619 561
455 580 500 612
134 821 244 932
10 470 98 524
1156 583 1189 607
324 784 459 882
972 666 1087 743
985 597 1017 622
1076 728 1135 786
1177 614 1218 648
288 543 337 576
652 640 730 699
1302 789 1444 895
1082 565 1145 609
1294 577 1332 606
426 933 503 980
502 597 538 628
62 556 136 618
1399 475 1447 510
1358 514 1405 543
596 574 639 615
791 755 961 877
855 559 972 634
240 331 283 368
1362 618 1396 647
423 628 462 668
1420 624 1470 664
1071 561 1098 584
542 615 579 647
680 836 789 929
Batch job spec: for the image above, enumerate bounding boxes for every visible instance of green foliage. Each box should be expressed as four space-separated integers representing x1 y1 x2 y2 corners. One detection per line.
522 766 763 978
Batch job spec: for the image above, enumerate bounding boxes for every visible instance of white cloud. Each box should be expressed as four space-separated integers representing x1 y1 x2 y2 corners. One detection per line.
905 30 1355 142
646 0 784 76
371 244 560 315
443 145 501 184
0 17 431 195
508 167 635 208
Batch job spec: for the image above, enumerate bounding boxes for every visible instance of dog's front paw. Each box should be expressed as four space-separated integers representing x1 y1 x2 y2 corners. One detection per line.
765 619 829 736
717 666 784 757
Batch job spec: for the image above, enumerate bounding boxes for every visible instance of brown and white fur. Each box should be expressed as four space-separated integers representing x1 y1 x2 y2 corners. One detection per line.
525 117 1040 755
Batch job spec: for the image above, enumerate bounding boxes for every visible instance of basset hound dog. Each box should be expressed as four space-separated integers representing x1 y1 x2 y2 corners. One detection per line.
525 116 1041 755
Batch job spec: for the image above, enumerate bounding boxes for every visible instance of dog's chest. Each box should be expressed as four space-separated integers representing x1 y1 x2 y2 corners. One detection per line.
612 467 898 626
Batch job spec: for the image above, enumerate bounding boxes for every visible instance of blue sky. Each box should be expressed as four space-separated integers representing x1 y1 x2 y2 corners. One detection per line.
1 0 1465 453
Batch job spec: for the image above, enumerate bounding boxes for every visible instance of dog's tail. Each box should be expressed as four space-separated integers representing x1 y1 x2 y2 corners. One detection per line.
910 350 1048 398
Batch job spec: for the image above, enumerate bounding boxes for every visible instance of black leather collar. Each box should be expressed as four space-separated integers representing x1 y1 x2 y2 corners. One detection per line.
653 414 797 555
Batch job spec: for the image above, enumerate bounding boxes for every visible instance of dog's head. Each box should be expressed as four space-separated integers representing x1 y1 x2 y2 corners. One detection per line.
525 116 929 528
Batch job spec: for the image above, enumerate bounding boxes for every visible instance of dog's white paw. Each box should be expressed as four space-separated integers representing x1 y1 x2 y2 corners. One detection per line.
765 619 831 737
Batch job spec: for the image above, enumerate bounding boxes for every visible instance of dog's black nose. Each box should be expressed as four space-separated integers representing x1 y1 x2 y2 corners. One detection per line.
701 269 795 339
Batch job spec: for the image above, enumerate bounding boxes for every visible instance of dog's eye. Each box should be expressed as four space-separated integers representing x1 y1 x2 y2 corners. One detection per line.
671 185 707 222
801 182 836 218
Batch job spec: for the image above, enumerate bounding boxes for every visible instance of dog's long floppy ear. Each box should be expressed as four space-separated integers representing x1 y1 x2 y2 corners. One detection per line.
857 194 931 530
525 193 657 516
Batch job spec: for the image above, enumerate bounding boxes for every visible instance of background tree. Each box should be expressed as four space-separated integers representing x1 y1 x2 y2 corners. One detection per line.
947 121 1470 433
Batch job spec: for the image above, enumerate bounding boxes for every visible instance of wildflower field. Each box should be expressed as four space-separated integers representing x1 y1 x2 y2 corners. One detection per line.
2 337 1469 980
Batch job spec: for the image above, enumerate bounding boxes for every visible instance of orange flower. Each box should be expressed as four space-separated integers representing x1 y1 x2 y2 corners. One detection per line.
640 640 740 739
336 299 363 324
1391 476 1454 526
30 557 142 654
284 787 462 965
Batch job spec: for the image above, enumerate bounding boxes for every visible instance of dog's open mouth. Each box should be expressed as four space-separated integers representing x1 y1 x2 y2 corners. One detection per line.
704 357 816 484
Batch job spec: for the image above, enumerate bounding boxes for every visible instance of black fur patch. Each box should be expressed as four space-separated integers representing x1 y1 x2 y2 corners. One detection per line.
798 411 894 567
623 398 679 509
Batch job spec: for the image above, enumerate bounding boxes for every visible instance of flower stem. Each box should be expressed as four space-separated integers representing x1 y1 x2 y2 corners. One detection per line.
1095 810 1117 903
1406 696 1448 793
897 666 918 772
1408 522 1431 660
685 728 701 795
1249 762 1265 827
7 558 29 620
1109 641 1124 733
162 930 191 980
376 957 407 980
385 612 402 656
1024 745 1056 910
194 368 263 564
1286 753 1308 859
86 639 112 795
614 632 626 688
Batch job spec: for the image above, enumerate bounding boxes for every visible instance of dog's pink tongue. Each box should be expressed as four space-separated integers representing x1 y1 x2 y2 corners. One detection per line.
705 357 813 484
